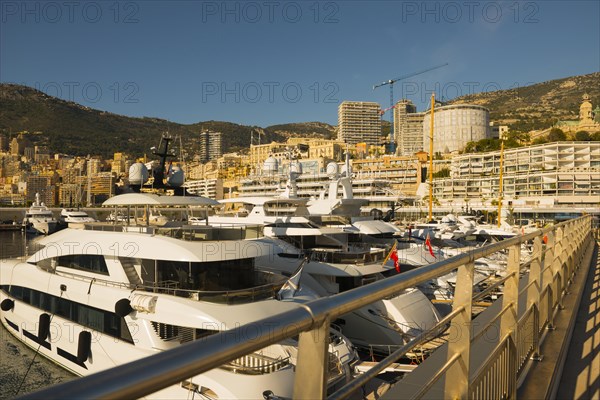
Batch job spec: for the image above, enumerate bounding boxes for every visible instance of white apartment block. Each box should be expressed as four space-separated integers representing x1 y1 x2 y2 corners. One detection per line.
184 178 224 200
338 101 382 146
433 142 600 208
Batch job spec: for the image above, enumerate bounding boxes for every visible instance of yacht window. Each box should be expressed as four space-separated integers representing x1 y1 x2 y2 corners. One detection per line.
140 258 256 291
78 307 104 331
0 285 133 344
54 297 77 321
335 277 361 293
57 254 109 275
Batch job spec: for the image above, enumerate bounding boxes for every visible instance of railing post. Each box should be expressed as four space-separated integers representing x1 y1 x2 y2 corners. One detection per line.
572 219 585 269
445 261 473 399
293 317 330 399
551 226 564 309
564 222 575 284
501 243 520 399
528 236 543 359
542 231 555 329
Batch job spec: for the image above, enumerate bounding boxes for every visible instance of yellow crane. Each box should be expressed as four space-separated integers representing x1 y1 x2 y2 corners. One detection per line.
428 93 435 222
373 63 448 153
497 140 504 227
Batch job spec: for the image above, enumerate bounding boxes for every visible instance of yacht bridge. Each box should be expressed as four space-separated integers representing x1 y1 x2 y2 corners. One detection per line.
18 216 599 399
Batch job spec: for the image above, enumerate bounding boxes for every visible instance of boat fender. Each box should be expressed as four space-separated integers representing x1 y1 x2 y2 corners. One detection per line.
77 331 92 364
115 298 134 318
38 313 51 342
1 298 14 311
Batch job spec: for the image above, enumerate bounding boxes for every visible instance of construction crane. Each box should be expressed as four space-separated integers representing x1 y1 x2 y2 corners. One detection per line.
373 62 448 153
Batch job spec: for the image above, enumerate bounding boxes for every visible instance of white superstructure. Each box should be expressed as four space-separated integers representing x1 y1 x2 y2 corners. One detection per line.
59 208 97 228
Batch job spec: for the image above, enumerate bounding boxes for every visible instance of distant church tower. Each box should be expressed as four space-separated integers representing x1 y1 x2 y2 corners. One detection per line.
579 93 594 126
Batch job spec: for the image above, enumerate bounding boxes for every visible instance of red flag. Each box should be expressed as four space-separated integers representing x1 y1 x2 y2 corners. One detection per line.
425 233 436 258
390 248 400 272
383 241 400 272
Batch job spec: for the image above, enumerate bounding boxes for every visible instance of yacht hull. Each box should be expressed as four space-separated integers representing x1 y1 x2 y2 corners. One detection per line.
0 260 299 399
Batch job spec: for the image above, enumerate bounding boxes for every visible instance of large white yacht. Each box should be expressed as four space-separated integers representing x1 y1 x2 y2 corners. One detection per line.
22 193 58 235
59 208 97 228
1 193 358 399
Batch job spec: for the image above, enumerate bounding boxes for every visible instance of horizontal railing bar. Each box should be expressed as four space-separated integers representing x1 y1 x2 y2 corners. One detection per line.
519 279 541 296
329 305 465 400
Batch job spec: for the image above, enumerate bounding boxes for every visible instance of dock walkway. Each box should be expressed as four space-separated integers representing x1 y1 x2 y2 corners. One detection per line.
557 241 600 399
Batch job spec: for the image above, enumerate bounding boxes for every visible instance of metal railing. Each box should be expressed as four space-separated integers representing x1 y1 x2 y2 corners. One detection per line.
19 216 594 400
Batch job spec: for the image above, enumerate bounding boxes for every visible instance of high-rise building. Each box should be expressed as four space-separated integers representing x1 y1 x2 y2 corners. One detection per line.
10 134 30 156
337 101 382 146
111 152 132 177
26 175 55 205
87 158 101 175
394 100 425 156
88 172 114 205
199 131 222 163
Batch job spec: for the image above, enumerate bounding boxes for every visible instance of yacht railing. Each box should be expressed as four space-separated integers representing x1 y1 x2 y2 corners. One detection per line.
222 353 291 375
308 247 387 265
19 216 595 400
83 223 264 240
151 273 287 304
49 268 286 304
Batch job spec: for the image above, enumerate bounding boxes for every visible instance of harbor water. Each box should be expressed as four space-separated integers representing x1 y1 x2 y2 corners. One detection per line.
0 231 76 399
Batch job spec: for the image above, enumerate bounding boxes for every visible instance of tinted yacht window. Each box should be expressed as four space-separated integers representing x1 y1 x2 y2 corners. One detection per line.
57 254 109 275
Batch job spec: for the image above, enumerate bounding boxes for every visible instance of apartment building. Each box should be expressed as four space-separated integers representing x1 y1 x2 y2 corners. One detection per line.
433 142 600 207
338 101 382 146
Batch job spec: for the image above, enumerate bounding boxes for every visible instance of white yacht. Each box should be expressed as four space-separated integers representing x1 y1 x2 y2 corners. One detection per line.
1 193 358 399
59 208 97 228
203 195 441 354
22 193 57 235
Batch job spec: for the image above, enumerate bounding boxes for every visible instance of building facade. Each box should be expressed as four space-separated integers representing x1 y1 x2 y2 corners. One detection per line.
432 141 600 208
338 101 382 146
422 104 491 154
184 178 224 200
199 131 223 163
394 99 425 156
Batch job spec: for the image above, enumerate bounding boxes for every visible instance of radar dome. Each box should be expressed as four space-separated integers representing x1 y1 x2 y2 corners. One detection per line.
326 162 339 177
263 156 279 173
166 165 185 187
129 162 149 185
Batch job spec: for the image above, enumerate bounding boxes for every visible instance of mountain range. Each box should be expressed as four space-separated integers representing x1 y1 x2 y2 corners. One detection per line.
0 71 598 158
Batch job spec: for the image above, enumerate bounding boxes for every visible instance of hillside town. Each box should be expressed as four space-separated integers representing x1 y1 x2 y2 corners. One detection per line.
0 93 598 218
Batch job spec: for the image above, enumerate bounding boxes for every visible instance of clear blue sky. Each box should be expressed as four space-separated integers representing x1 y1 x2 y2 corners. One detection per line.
1 0 599 127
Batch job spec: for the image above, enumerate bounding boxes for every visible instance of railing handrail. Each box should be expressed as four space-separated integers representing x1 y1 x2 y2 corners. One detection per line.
17 216 593 400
